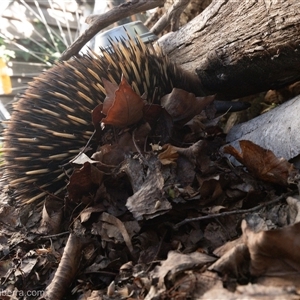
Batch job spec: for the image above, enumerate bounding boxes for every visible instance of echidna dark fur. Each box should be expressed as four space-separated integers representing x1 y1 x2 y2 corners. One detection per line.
2 36 204 205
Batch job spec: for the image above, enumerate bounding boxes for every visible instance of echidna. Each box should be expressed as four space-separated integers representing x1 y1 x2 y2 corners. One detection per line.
2 37 206 205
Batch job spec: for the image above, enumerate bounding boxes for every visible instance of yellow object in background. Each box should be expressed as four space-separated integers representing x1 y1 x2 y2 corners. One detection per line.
0 58 12 94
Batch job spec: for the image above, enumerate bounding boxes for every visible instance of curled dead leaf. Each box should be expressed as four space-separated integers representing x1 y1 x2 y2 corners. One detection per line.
161 88 215 124
98 212 134 254
92 144 125 167
151 251 216 290
242 219 300 286
158 144 179 165
102 78 119 115
224 140 298 186
102 75 145 128
39 198 63 235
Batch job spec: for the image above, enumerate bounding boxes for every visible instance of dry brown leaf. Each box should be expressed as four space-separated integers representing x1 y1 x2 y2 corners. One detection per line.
151 251 216 290
71 153 99 165
102 75 145 128
161 88 215 124
0 205 20 228
143 103 163 126
93 144 125 167
98 212 134 254
224 140 297 186
80 205 105 223
67 162 103 202
101 78 119 115
209 241 250 279
158 144 179 165
286 196 300 224
92 103 105 128
117 123 151 152
200 281 300 300
199 177 223 201
0 260 12 278
242 220 300 284
126 157 172 220
39 198 63 235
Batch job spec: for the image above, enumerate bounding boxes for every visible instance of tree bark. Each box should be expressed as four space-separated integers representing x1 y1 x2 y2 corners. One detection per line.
158 0 300 99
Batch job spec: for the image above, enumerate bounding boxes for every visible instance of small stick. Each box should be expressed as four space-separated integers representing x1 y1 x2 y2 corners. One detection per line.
174 192 293 230
151 0 191 35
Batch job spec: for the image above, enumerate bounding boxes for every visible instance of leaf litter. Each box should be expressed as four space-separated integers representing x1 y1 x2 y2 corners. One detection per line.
0 79 300 299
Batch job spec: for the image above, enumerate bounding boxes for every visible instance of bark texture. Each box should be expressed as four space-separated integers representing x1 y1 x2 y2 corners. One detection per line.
158 0 300 99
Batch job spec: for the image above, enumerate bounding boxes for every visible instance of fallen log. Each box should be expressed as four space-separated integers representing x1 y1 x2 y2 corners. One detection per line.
225 95 300 165
158 0 300 99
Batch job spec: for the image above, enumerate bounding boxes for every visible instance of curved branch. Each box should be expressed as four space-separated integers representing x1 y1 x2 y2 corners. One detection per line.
60 0 165 61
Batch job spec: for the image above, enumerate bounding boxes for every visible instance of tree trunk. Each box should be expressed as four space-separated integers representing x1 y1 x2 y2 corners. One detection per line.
158 0 300 99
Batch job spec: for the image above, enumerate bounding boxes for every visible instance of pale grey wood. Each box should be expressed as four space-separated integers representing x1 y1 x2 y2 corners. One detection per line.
226 95 300 161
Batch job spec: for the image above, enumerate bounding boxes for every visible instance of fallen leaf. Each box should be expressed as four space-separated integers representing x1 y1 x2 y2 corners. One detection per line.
117 123 151 152
39 198 63 235
161 88 215 124
176 155 196 187
67 162 103 202
151 251 216 289
93 212 134 254
92 103 105 128
209 238 250 279
224 140 298 186
126 156 172 220
158 144 179 165
80 205 105 223
102 76 145 128
143 103 163 126
92 144 125 167
242 220 300 280
101 78 119 115
70 152 99 165
201 281 299 300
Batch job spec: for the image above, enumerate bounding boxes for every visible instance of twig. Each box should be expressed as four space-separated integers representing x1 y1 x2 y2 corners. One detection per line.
132 127 149 166
40 231 70 239
60 0 165 61
174 192 293 230
151 0 191 35
146 228 168 272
